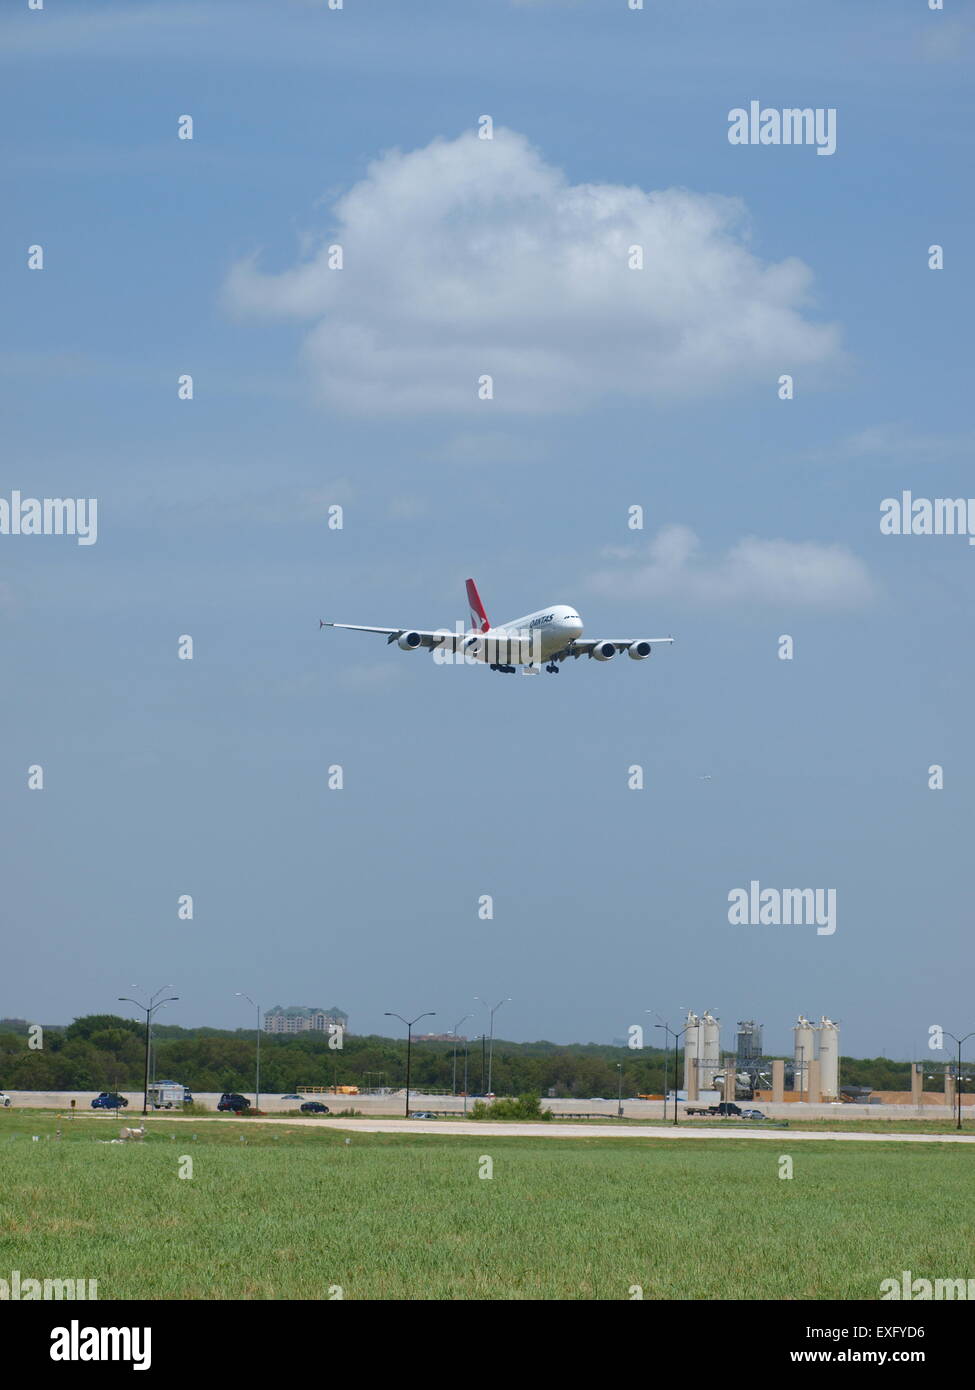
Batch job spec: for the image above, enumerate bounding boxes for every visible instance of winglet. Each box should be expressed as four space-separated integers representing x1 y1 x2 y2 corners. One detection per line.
466 578 490 633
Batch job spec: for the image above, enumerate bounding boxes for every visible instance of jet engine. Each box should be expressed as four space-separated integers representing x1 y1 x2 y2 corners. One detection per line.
397 631 423 651
627 640 652 660
591 641 617 661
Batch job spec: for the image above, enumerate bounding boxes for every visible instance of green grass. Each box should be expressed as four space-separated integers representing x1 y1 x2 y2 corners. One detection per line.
670 1116 975 1135
1 1113 971 1299
435 1113 975 1135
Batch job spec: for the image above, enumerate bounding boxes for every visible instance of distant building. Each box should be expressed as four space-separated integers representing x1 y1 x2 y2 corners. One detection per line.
263 1005 349 1035
415 1033 467 1042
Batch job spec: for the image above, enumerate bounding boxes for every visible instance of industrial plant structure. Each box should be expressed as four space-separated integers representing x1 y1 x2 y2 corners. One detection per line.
682 1011 841 1100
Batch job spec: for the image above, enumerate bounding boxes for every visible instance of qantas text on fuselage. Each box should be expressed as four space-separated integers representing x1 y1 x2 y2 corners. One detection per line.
320 578 674 674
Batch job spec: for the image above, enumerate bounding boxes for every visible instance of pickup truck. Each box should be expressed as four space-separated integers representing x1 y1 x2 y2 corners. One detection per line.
685 1102 742 1117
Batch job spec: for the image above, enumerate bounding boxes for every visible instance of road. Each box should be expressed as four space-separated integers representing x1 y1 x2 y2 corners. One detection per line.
56 1113 975 1143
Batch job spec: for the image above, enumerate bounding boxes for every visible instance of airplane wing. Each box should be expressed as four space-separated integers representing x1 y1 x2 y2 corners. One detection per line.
320 621 472 651
564 637 675 659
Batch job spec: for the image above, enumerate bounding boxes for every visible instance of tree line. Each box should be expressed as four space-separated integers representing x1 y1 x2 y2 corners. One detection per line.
0 1015 922 1097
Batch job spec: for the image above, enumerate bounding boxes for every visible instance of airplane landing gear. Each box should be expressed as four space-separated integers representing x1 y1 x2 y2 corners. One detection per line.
545 662 560 673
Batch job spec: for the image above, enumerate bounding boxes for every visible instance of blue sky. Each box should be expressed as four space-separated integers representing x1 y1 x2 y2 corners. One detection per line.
2 0 972 1062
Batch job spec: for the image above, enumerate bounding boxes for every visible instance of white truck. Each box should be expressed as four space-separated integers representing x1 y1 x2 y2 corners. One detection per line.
148 1081 191 1110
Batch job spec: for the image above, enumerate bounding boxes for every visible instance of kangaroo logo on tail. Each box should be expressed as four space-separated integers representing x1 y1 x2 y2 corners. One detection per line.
466 578 490 633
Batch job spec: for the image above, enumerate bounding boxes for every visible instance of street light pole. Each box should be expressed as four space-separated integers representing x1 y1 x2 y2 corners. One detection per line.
451 1013 472 1097
652 1016 691 1126
235 993 262 1113
945 1031 975 1131
385 1011 435 1118
118 986 179 1117
616 1062 623 1119
475 996 510 1096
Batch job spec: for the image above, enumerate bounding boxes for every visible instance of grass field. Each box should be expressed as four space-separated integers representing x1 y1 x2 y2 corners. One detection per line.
379 1113 975 1136
1 1113 971 1300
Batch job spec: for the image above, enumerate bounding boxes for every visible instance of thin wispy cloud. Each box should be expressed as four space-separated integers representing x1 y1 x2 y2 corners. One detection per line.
589 525 876 609
807 425 975 466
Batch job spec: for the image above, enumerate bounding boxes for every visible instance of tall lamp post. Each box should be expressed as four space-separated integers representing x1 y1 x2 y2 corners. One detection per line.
616 1062 624 1119
451 1014 472 1097
945 1030 975 1131
385 1011 435 1117
475 995 510 1096
235 992 262 1113
118 986 179 1117
651 1015 691 1126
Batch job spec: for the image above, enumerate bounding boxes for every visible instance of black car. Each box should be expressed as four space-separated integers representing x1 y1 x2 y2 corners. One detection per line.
91 1092 129 1110
217 1092 251 1112
300 1101 330 1114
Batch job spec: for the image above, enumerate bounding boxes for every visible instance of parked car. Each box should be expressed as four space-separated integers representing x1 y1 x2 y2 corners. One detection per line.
410 1111 435 1119
740 1109 767 1120
281 1094 301 1100
217 1093 251 1112
0 1092 11 1108
300 1101 330 1114
91 1093 128 1109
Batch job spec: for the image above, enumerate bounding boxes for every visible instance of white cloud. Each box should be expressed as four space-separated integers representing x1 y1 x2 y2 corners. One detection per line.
589 524 876 608
224 128 841 414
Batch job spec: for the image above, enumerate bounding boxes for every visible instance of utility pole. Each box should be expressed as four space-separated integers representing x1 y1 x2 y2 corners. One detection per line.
451 1013 472 1097
385 1011 435 1117
475 995 510 1095
118 986 179 1117
235 993 262 1113
651 1014 692 1126
945 1031 975 1131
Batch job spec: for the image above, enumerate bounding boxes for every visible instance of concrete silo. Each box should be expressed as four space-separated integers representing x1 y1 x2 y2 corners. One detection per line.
794 1015 815 1096
818 1017 840 1100
682 1011 701 1098
699 1011 721 1090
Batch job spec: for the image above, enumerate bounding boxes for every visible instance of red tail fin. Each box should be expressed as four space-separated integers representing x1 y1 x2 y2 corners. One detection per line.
466 578 490 633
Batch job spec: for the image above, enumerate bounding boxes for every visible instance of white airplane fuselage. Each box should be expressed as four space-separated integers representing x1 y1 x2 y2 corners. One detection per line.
485 604 583 661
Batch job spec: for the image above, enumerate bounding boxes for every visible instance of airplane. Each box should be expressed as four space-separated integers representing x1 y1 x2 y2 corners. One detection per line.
320 578 674 674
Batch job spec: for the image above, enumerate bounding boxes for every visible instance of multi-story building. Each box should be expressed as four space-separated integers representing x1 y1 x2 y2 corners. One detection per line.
263 1005 349 1035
